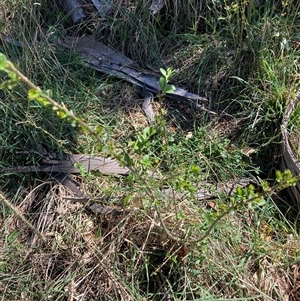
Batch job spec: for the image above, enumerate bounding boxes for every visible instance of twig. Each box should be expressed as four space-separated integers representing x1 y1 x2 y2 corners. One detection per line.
197 179 298 243
6 61 102 142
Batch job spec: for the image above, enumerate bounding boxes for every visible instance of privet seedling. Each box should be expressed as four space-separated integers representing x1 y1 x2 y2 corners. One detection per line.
1 52 300 245
158 67 176 97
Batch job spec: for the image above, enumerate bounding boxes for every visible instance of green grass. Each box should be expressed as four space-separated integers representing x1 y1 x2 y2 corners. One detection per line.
1 0 300 300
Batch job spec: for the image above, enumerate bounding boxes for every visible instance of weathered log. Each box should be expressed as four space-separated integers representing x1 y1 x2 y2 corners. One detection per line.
0 32 211 112
280 90 300 208
90 0 113 17
0 153 130 175
149 0 165 15
142 86 155 123
56 36 209 110
61 0 87 24
0 152 254 202
53 172 124 215
0 32 25 47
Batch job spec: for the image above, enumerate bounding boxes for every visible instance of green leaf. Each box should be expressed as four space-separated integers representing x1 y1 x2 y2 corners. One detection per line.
57 110 67 119
142 126 156 138
0 79 18 90
154 199 161 206
36 96 50 106
166 67 174 78
44 89 53 97
8 71 19 82
0 71 20 90
95 125 103 135
123 194 133 207
189 165 201 174
160 68 167 77
164 84 176 94
247 184 255 193
236 186 243 196
275 170 282 182
249 197 266 209
102 132 109 143
159 77 166 91
71 120 77 127
123 153 134 166
28 89 41 100
282 169 292 181
262 180 270 191
0 53 7 70
141 154 151 166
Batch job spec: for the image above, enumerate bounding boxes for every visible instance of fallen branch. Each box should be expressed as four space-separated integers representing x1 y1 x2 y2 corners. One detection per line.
0 32 213 112
0 152 254 203
90 0 113 17
61 0 87 24
0 153 130 175
56 36 210 111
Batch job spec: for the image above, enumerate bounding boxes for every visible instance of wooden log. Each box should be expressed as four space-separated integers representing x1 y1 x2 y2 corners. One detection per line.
56 36 210 111
0 32 211 111
61 0 87 24
90 0 113 17
280 90 300 209
0 151 254 202
0 154 130 175
149 0 165 15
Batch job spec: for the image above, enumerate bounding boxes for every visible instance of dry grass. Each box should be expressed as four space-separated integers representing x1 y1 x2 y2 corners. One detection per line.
0 180 195 300
1 181 300 300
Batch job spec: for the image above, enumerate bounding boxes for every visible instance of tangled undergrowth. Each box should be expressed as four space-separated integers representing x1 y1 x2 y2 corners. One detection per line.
1 0 300 300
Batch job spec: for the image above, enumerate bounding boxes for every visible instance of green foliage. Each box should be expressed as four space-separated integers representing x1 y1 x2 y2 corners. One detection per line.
275 169 298 188
0 53 6 69
128 126 157 153
159 67 176 95
0 53 19 89
233 184 266 208
0 53 95 131
28 89 51 106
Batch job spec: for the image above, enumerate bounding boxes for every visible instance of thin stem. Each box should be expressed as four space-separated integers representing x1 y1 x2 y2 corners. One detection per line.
0 193 46 243
197 178 299 242
6 62 99 140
